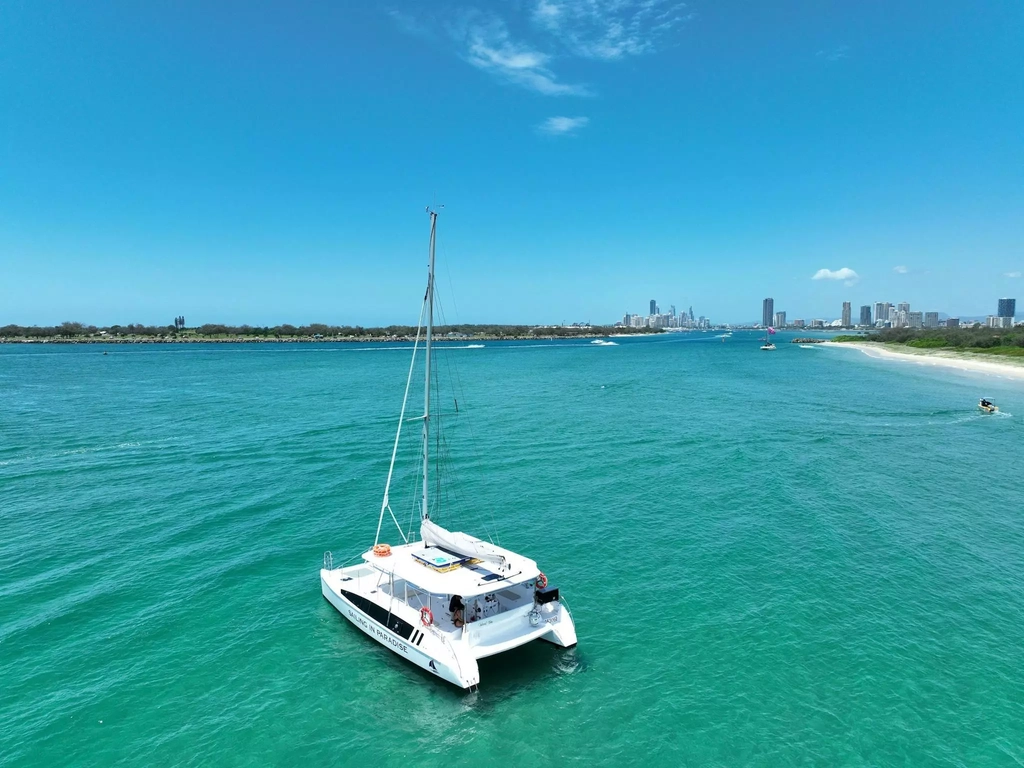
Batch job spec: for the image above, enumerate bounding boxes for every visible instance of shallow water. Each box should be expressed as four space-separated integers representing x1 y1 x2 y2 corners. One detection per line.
2 333 1023 766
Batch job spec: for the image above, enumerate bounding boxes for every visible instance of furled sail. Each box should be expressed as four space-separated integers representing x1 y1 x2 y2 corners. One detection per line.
421 519 508 570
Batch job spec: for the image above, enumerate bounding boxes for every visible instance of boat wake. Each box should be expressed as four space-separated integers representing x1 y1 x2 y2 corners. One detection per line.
590 340 618 346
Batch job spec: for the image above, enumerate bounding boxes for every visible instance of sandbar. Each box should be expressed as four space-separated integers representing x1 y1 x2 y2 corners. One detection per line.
823 342 1024 383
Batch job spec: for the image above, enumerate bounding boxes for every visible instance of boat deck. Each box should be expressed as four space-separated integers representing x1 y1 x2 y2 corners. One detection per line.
336 562 536 636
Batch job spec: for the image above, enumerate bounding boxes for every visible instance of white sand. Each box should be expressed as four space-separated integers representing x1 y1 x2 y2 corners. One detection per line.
824 342 1024 382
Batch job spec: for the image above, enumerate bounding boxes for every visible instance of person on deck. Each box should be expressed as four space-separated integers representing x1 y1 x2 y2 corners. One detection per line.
449 594 465 628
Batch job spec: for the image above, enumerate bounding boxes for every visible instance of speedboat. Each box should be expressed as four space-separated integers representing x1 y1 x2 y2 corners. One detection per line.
319 209 577 690
979 399 998 414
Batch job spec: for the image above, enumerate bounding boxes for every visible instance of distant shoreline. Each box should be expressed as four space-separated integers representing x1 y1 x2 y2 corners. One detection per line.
825 341 1024 382
0 331 657 345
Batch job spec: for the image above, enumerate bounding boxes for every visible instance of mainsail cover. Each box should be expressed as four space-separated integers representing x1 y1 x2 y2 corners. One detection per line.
420 519 508 570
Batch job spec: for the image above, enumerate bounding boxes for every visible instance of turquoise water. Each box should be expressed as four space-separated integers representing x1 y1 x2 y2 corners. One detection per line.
2 334 1023 766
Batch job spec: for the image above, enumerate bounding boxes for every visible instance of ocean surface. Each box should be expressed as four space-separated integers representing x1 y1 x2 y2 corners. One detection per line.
2 332 1023 767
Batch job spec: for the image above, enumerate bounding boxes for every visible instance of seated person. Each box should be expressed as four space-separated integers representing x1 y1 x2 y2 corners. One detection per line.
449 594 465 627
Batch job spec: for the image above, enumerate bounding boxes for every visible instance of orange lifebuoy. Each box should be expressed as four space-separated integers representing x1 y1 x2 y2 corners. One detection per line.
372 543 391 557
420 606 433 626
536 572 548 589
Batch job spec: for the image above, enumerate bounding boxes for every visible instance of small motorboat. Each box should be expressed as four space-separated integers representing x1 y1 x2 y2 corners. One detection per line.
979 399 998 414
760 343 776 351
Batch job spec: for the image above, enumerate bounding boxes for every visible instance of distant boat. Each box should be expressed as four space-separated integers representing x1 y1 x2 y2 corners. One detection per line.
319 209 577 690
590 339 617 346
979 399 998 414
465 344 485 349
760 326 777 351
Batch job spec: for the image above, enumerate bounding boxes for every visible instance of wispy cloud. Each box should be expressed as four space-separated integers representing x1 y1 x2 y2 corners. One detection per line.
893 265 908 274
1005 271 1022 278
454 12 590 96
532 0 695 60
389 2 692 96
812 267 860 286
816 45 850 62
538 116 590 135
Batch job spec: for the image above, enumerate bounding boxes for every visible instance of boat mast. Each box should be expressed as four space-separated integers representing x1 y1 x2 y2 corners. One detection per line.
422 209 438 522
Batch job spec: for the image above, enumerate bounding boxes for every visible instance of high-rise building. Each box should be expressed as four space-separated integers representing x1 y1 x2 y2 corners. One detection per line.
860 305 872 326
774 311 786 328
669 305 676 318
998 298 1016 319
792 319 805 328
650 299 657 315
873 302 886 327
897 302 911 315
762 298 774 328
908 311 923 328
924 312 939 328
688 306 695 323
946 318 959 328
841 302 852 327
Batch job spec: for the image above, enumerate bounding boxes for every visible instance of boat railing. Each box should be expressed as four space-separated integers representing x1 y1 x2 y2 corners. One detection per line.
546 595 569 625
323 551 333 570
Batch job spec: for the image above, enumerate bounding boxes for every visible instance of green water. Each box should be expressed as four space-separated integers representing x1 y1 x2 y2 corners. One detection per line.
2 334 1023 766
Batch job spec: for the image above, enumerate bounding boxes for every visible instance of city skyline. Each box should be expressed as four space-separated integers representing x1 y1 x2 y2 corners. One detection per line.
749 295 1017 329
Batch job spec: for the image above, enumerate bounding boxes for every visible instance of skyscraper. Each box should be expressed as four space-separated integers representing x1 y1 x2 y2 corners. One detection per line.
762 298 774 328
650 299 657 315
897 302 911 315
841 302 851 327
774 311 786 328
924 312 939 328
998 298 1016 319
873 302 886 326
860 305 872 326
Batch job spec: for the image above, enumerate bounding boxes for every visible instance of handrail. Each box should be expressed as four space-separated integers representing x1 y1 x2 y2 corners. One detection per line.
323 551 333 570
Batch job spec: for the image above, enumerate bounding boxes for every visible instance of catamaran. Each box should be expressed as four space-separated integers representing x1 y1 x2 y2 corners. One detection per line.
320 209 577 689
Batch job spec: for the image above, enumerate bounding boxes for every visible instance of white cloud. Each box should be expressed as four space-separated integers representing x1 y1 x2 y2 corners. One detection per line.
457 14 590 96
816 45 850 62
538 116 590 135
533 0 695 60
389 3 693 96
812 267 860 286
1005 271 1021 278
893 265 908 274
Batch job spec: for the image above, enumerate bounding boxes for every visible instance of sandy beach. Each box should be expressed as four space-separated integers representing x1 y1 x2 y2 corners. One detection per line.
824 342 1024 382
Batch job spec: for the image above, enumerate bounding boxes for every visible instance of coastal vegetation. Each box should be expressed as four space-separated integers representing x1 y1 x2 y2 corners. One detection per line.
0 322 661 343
833 327 1024 356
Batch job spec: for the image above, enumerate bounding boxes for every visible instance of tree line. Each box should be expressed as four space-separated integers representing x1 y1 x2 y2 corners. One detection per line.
0 322 660 339
836 326 1024 349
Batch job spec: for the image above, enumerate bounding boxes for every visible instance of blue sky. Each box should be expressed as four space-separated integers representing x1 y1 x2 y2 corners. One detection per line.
1 0 1021 326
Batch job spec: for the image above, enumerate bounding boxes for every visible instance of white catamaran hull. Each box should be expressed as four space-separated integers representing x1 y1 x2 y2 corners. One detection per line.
321 567 576 689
